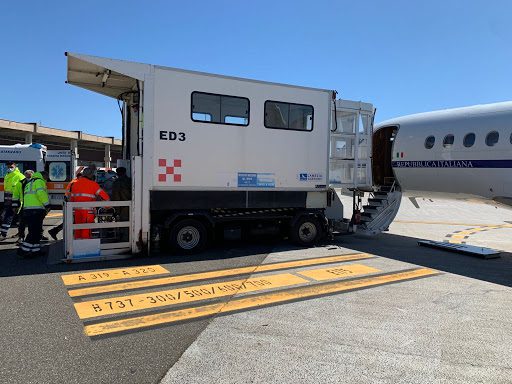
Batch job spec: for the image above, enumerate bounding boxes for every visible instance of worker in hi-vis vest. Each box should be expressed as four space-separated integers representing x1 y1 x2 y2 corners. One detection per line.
12 170 34 244
18 171 49 258
69 167 109 239
1 161 25 238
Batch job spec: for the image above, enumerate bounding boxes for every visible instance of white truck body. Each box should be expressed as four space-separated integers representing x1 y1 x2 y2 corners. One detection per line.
66 53 375 255
151 68 330 191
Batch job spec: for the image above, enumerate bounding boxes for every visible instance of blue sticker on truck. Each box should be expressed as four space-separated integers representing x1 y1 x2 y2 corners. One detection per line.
298 172 323 181
237 173 275 188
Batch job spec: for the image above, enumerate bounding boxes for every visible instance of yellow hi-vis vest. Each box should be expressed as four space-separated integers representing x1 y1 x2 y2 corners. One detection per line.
23 173 49 210
4 167 25 194
12 178 29 211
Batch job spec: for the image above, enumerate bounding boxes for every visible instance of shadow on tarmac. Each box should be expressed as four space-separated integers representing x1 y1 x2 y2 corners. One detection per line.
0 236 287 278
339 232 512 288
0 230 510 288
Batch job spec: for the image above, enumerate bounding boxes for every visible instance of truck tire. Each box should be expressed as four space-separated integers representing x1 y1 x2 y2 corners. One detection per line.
169 218 208 253
290 215 322 246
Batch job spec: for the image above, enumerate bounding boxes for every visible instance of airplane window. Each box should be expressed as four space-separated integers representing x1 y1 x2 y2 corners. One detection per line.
443 134 454 148
463 133 475 147
424 136 435 149
485 131 499 146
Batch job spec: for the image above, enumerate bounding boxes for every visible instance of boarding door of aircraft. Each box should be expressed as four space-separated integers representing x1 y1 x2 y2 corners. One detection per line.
329 100 374 190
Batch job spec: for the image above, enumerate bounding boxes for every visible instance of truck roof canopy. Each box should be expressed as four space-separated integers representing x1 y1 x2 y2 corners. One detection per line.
66 52 150 99
66 52 334 98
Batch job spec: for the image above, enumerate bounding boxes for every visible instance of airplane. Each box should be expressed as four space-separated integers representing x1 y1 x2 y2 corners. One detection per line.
373 101 512 208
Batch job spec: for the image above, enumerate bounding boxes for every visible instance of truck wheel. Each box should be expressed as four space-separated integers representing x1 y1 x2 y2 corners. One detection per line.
169 219 208 253
290 216 322 246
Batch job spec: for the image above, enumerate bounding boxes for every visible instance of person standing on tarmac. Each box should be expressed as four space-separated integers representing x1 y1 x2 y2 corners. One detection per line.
48 171 82 240
12 170 34 244
101 172 116 198
70 167 109 239
112 167 131 217
17 171 49 258
1 161 25 239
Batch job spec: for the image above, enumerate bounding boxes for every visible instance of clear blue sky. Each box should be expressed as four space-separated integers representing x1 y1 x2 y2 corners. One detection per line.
1 1 511 138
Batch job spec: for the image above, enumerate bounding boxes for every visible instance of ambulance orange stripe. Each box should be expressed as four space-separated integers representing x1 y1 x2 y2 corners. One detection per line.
47 182 70 190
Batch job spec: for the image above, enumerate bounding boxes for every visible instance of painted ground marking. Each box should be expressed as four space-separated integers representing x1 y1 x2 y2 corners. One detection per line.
298 264 380 281
446 224 512 244
74 273 308 319
62 265 170 286
83 268 439 336
68 252 372 297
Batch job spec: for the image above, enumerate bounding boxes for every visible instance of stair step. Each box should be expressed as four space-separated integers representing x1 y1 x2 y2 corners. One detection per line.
379 185 393 192
356 190 403 236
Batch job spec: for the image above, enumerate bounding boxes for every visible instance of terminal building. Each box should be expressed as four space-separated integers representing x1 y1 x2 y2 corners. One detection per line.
0 118 121 167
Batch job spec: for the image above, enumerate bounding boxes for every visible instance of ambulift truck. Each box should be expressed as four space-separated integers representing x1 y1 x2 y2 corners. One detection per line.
63 53 402 261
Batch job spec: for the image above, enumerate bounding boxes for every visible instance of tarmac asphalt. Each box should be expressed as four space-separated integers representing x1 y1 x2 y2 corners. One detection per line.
0 198 511 384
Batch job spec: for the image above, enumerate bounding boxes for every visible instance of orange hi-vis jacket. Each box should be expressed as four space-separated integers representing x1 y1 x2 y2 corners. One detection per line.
69 177 110 203
69 177 109 239
64 177 80 201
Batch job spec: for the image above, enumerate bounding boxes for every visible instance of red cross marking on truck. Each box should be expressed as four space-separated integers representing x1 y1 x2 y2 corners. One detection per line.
158 159 182 182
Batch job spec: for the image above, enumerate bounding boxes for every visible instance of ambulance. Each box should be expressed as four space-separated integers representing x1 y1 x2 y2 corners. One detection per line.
0 143 46 204
0 144 76 206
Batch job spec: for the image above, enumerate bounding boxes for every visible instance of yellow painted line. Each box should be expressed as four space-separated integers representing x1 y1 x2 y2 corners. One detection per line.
61 265 170 286
46 212 63 218
84 268 439 336
68 252 372 297
395 220 507 227
46 213 63 218
74 273 308 319
298 264 380 281
446 223 512 244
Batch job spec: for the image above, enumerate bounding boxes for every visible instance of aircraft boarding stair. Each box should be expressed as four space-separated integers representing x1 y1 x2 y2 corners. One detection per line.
328 100 402 236
357 181 402 236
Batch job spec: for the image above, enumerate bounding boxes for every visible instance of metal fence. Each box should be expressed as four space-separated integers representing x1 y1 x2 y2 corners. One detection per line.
63 200 132 263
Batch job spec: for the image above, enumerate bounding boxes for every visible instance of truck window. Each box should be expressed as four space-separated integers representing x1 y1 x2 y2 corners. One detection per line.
192 112 212 122
191 92 249 126
264 101 313 131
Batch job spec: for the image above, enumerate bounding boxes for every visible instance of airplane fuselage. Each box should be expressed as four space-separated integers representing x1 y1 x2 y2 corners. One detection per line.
375 102 512 206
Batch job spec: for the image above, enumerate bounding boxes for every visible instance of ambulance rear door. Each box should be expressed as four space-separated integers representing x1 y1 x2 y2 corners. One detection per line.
46 150 72 205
